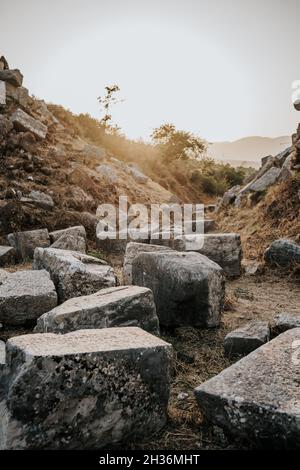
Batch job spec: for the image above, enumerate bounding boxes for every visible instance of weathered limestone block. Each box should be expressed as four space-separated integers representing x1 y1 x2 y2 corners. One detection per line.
96 164 119 183
35 285 159 335
132 251 224 328
49 225 87 244
51 233 87 253
124 242 172 284
224 321 270 357
5 83 31 108
180 233 242 277
0 69 23 87
195 329 300 448
264 239 300 267
0 269 57 326
0 80 5 105
11 108 47 139
0 246 15 267
7 228 50 261
33 248 116 302
0 327 172 449
273 313 300 334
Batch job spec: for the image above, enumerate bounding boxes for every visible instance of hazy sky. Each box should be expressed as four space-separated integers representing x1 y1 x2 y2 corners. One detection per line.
1 0 300 142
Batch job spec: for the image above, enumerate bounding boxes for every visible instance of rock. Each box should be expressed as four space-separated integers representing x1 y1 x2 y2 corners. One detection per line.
11 108 47 139
124 242 172 285
273 313 300 334
83 143 107 161
7 228 50 261
217 185 240 209
278 154 293 182
0 327 172 449
293 100 300 111
264 239 300 267
177 392 189 400
0 115 13 137
0 246 15 266
275 147 292 165
180 233 242 277
0 269 57 326
49 225 87 244
27 190 54 210
0 80 5 106
0 341 5 365
205 204 216 213
33 248 116 303
5 83 31 108
0 69 23 87
51 233 87 253
126 164 148 184
243 261 264 276
224 321 270 357
194 329 300 448
35 285 159 335
132 251 224 328
261 155 273 167
0 56 9 70
246 167 281 193
96 164 119 183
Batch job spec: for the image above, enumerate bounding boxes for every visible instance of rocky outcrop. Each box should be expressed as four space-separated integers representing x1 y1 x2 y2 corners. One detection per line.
224 321 270 357
35 285 159 335
195 328 300 448
132 251 225 328
0 328 172 449
33 247 116 302
0 69 23 87
0 269 57 326
264 239 300 268
7 228 50 261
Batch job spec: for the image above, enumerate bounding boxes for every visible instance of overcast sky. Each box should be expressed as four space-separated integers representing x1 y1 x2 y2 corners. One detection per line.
1 0 300 142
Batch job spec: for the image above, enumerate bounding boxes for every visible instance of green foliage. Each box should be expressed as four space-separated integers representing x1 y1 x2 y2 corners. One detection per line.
151 123 207 162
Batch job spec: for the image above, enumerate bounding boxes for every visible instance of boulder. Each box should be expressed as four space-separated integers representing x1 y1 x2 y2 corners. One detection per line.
180 233 242 277
7 228 50 261
273 313 300 334
264 239 300 267
35 285 159 335
11 108 47 139
132 251 224 328
0 327 172 449
33 248 116 302
0 246 15 266
49 225 87 244
246 167 281 193
194 329 300 448
275 147 292 165
0 80 5 106
217 185 240 209
5 83 31 108
27 190 54 210
0 269 57 326
124 242 172 285
224 321 270 357
0 69 23 87
51 233 87 253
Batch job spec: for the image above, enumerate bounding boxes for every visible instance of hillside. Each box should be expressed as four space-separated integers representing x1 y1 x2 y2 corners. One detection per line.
210 135 291 168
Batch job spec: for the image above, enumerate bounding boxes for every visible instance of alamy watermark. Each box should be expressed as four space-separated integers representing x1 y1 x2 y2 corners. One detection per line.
95 196 205 246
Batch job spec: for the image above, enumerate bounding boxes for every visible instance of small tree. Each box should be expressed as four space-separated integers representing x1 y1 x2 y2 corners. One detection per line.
151 123 207 162
97 84 123 133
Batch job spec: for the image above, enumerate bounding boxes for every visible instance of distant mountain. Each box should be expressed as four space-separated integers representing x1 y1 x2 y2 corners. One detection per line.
209 136 291 168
